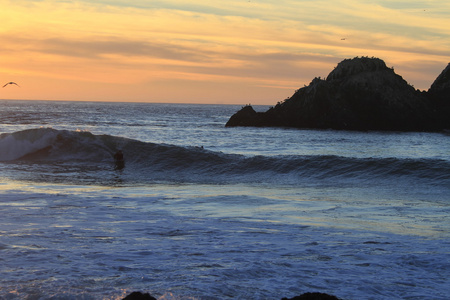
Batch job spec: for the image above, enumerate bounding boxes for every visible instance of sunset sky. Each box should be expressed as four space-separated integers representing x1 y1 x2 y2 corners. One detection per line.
1 0 449 104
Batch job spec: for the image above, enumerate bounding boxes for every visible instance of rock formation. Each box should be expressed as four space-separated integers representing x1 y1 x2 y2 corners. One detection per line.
281 292 341 300
122 291 157 300
121 291 340 300
226 57 450 131
428 63 450 129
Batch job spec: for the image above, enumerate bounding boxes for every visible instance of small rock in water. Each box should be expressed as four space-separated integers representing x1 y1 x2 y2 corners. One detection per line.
122 291 157 300
281 292 341 300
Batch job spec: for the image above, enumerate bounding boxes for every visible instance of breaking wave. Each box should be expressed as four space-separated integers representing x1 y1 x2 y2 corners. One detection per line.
1 128 449 186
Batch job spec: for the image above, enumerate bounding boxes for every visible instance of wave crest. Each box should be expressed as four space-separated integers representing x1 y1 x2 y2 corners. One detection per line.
1 128 449 185
0 128 121 162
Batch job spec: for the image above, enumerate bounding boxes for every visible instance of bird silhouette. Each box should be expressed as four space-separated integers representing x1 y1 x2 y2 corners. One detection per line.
3 82 20 88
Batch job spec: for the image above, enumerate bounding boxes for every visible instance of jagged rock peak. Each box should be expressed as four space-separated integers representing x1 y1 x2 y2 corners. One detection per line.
326 56 389 81
430 62 450 92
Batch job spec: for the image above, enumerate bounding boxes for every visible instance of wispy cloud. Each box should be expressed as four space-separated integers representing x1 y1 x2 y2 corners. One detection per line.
1 0 449 103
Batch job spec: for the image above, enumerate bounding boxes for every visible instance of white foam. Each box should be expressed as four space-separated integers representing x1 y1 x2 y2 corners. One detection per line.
0 182 449 299
0 128 57 161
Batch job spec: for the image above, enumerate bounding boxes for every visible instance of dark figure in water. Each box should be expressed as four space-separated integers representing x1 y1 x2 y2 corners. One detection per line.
114 150 125 170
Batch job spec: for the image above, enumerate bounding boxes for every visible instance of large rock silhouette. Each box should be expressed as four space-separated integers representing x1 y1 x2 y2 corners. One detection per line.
428 62 450 129
226 57 449 131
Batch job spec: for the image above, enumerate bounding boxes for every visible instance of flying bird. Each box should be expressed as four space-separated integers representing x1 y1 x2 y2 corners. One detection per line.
3 82 20 88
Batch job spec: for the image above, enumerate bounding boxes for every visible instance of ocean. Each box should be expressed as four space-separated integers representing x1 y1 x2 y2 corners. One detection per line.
0 100 449 300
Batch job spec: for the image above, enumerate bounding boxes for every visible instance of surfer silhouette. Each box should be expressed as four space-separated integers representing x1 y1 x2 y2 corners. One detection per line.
114 150 125 170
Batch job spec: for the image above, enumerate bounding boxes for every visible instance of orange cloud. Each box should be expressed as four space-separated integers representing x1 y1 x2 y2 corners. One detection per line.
1 0 449 104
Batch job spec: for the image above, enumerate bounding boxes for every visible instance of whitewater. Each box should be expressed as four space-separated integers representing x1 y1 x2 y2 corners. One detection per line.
0 100 449 300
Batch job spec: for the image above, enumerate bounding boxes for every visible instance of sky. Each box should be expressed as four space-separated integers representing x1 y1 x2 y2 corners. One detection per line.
1 0 449 104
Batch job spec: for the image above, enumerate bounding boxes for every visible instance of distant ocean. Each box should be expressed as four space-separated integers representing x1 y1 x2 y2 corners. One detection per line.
1 100 449 300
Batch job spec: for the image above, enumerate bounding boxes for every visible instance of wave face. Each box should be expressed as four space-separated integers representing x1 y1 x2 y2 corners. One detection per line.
0 128 120 162
1 128 449 187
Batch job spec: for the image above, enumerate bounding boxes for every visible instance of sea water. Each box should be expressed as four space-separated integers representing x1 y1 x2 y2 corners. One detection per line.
0 100 449 300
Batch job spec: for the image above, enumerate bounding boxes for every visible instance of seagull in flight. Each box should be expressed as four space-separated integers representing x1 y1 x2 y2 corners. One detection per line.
3 82 20 88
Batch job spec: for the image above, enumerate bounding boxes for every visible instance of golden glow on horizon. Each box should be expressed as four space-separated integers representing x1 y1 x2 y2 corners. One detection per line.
1 0 449 104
